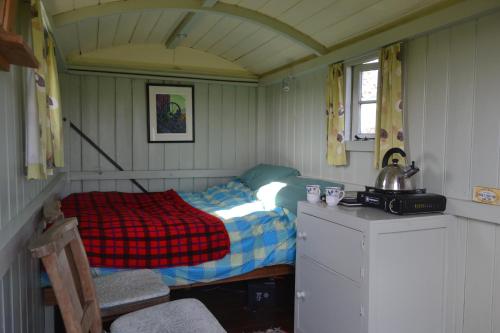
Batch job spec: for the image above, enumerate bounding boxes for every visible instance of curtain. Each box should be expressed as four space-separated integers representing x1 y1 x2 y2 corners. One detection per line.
326 63 347 166
26 0 63 179
373 43 404 169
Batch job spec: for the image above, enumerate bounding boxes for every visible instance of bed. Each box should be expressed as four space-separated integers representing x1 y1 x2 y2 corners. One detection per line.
41 164 343 305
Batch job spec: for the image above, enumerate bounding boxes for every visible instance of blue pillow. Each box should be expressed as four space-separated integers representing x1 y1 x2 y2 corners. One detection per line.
239 164 300 190
274 176 344 214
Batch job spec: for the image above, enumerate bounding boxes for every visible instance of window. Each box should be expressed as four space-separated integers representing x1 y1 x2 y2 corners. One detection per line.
349 57 379 140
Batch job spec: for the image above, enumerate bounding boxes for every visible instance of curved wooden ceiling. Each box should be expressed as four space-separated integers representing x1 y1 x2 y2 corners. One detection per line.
44 0 449 79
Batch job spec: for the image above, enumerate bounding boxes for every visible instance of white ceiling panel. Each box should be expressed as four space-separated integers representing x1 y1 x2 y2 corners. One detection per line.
53 23 79 56
78 18 98 53
43 0 74 14
297 0 382 37
97 14 120 49
235 36 297 67
222 28 277 61
147 10 186 43
248 44 310 73
179 13 223 48
45 0 461 76
277 0 336 26
112 12 141 45
192 16 241 51
315 0 442 45
207 21 261 56
130 10 163 44
256 0 303 18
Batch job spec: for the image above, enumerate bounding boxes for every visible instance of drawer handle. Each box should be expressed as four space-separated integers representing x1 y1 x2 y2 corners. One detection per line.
296 291 306 299
298 231 307 240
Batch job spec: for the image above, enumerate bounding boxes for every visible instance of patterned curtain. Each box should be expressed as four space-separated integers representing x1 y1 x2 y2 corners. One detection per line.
373 43 404 169
26 0 63 179
326 63 347 166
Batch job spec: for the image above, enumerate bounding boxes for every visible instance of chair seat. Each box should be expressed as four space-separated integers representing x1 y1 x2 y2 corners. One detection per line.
94 270 170 310
110 298 226 333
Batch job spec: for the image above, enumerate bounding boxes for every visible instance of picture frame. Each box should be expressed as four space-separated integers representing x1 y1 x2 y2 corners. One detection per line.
147 84 195 143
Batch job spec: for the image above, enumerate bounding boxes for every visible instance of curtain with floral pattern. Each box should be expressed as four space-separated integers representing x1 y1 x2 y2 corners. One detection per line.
373 43 404 169
26 0 63 179
326 63 347 166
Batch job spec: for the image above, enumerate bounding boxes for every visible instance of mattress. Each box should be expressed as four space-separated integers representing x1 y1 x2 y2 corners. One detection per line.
42 179 296 287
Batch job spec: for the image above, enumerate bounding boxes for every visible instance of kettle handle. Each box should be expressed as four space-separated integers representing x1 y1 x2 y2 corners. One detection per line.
382 148 406 168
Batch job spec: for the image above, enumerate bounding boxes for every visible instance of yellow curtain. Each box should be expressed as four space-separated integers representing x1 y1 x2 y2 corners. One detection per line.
326 63 347 166
27 0 64 179
373 43 404 169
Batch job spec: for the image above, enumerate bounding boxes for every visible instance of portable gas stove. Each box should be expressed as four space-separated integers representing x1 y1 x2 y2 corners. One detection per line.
356 186 447 215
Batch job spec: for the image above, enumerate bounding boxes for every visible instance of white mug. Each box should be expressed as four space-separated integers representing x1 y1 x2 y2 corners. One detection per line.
306 185 321 203
325 186 345 206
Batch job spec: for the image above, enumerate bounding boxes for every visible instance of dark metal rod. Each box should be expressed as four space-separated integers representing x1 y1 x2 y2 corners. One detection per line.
65 118 148 193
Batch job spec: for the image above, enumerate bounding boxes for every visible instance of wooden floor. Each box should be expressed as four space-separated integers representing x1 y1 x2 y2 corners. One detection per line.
171 276 295 333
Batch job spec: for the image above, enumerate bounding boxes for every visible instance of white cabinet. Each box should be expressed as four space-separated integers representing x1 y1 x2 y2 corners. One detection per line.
295 202 457 333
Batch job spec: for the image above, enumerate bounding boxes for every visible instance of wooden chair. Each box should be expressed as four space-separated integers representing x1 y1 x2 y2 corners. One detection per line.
30 217 226 333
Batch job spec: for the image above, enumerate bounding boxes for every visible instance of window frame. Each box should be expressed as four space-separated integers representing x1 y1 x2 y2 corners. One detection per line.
351 61 379 139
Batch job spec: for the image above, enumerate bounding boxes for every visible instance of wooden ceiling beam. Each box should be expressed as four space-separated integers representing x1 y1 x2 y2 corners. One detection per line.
52 0 328 56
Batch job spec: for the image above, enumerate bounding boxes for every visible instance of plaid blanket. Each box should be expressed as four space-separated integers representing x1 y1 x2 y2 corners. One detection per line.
61 190 230 268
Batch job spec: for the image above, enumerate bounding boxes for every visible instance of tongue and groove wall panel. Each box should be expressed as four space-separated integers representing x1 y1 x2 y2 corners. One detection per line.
61 73 259 194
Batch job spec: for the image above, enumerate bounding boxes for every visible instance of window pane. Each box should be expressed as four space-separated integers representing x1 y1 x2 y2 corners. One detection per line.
361 70 378 101
359 103 376 134
363 58 379 64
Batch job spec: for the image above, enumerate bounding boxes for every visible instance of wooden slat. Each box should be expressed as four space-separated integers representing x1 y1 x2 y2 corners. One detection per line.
115 78 134 192
405 35 427 189
97 14 120 49
130 10 162 44
131 79 149 192
113 12 141 45
208 84 223 170
221 85 236 169
422 28 449 194
147 10 186 43
470 12 500 190
77 18 98 54
444 21 475 200
98 77 117 191
193 16 241 51
81 76 100 192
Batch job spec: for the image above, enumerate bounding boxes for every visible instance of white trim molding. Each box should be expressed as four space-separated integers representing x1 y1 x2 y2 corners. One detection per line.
69 169 242 181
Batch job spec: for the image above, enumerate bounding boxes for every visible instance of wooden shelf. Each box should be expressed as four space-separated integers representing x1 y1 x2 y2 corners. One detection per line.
0 28 38 71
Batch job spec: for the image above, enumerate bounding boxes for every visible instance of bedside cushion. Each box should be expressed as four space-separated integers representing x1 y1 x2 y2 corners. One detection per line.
110 298 226 333
95 269 170 309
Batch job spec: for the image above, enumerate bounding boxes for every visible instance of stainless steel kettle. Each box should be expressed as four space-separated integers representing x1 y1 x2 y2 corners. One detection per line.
374 148 420 191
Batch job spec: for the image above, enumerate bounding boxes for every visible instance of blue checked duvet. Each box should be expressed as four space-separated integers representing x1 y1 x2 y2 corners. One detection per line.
43 180 296 287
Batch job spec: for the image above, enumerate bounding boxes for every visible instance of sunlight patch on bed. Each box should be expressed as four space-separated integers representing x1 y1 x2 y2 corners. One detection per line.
214 182 287 219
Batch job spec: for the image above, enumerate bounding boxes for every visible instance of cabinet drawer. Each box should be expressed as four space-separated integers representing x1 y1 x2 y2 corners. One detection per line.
297 213 363 283
295 256 362 333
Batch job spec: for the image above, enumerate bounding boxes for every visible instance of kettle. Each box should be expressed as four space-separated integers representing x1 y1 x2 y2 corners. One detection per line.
374 148 420 191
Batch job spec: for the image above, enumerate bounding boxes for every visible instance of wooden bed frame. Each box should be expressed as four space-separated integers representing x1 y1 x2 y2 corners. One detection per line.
42 264 294 307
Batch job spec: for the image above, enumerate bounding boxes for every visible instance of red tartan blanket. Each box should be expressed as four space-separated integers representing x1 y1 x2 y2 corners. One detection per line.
61 190 230 269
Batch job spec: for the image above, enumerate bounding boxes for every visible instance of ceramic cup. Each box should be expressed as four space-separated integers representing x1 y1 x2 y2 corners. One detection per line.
325 186 345 206
306 185 321 203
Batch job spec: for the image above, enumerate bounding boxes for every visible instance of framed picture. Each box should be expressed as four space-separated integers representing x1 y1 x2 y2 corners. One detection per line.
147 84 195 143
